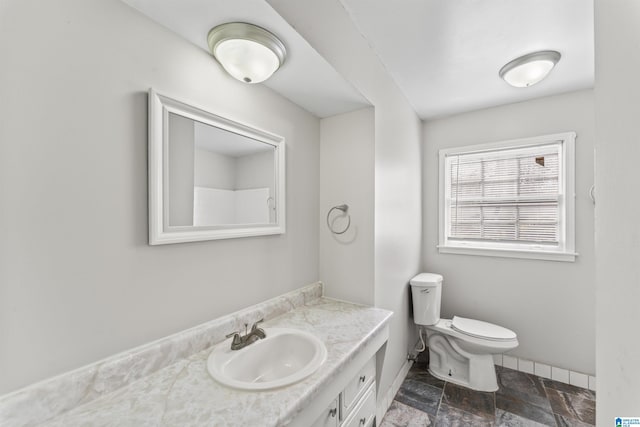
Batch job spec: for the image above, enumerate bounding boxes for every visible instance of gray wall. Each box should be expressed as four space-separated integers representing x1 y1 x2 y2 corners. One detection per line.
319 108 375 306
194 148 237 190
423 89 595 375
235 151 275 195
0 0 320 394
268 0 423 398
168 114 195 225
594 0 640 420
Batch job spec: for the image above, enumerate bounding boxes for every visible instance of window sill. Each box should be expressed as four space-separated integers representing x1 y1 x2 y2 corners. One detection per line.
437 245 577 262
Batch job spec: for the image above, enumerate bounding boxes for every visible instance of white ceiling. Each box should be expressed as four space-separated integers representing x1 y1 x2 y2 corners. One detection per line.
194 120 271 157
121 0 370 118
123 0 594 121
340 0 594 119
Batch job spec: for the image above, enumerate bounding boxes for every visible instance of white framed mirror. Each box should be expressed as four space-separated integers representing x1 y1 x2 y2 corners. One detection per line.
148 89 285 245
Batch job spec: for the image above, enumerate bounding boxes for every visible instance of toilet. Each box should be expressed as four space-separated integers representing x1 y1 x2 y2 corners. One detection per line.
410 273 518 392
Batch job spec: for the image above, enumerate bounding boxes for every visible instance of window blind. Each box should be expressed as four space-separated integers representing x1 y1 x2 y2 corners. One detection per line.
446 143 560 244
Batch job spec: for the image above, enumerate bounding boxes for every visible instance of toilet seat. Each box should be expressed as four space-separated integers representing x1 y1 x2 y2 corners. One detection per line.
451 316 517 342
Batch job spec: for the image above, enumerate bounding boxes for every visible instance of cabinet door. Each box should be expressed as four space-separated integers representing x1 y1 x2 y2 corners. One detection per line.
342 384 376 427
311 397 339 427
341 356 376 417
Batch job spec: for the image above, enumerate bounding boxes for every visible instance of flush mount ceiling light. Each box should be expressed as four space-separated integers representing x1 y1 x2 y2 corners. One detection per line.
207 22 286 84
499 50 561 88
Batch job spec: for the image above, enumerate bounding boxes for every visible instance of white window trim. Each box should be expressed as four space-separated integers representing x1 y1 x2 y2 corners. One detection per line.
438 132 577 262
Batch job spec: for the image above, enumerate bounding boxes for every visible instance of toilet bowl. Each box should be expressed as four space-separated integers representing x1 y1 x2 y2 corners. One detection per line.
410 273 518 392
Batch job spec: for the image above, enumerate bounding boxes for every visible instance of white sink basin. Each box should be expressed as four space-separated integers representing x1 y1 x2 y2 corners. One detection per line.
207 328 327 390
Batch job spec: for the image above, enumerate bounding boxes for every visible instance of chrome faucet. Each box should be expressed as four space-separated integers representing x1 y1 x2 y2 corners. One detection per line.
226 319 266 350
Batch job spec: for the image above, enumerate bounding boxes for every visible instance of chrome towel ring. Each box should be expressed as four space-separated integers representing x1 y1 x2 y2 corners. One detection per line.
326 204 351 234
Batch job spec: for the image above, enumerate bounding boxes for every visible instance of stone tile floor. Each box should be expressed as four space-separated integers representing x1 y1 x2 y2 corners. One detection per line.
380 353 595 427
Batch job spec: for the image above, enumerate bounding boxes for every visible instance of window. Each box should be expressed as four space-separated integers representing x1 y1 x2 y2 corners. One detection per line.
438 132 576 261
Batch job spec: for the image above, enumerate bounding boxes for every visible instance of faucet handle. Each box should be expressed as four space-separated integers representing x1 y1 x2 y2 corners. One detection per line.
226 330 245 350
251 319 264 331
225 331 240 339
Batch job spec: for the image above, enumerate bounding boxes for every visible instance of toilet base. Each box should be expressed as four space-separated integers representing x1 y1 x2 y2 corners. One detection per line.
427 333 498 392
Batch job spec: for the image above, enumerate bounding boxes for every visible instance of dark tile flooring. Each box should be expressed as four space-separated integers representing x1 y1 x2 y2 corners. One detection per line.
380 353 596 427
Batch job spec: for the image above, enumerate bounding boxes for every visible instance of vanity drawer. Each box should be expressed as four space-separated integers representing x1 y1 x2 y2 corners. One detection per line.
311 398 339 427
341 356 375 416
342 384 376 427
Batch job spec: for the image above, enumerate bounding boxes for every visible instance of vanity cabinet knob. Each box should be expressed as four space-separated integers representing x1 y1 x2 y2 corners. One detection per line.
329 408 337 418
359 375 366 383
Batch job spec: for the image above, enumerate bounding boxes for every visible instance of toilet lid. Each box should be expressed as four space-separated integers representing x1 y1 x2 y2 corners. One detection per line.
451 316 517 341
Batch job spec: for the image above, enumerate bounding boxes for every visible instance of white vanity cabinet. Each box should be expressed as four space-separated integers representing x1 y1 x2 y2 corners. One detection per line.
340 357 375 419
289 323 389 427
341 384 376 427
311 397 339 427
309 356 376 427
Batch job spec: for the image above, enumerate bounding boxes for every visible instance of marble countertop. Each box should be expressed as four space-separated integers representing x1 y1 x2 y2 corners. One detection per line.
34 297 392 427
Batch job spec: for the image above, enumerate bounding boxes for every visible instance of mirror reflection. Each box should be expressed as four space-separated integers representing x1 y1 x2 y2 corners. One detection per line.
148 89 285 245
167 113 276 227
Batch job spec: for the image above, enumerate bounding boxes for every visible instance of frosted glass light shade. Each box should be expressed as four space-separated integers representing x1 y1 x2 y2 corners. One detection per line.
499 51 561 88
214 39 280 84
208 23 286 84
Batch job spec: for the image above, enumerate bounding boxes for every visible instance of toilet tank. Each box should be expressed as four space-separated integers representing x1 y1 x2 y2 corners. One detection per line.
410 273 443 326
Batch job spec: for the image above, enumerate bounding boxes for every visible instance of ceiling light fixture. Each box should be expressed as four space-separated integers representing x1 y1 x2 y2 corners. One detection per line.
207 22 286 84
499 50 561 88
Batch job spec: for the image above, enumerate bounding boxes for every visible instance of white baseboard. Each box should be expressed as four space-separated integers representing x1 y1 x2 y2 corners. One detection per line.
493 354 596 392
376 359 413 422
